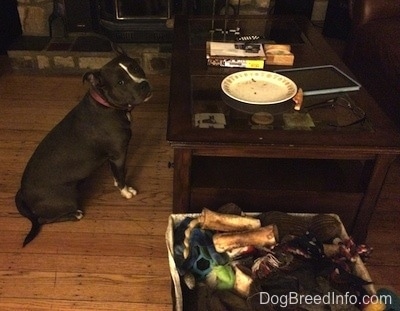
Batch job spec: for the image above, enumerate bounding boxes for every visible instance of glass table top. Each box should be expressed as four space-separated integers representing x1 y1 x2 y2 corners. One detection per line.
191 75 372 132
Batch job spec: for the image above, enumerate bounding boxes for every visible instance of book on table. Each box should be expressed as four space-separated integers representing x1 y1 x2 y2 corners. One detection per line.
206 41 266 69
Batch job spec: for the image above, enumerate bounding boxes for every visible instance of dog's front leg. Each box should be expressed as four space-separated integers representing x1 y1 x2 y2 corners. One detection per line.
109 157 137 199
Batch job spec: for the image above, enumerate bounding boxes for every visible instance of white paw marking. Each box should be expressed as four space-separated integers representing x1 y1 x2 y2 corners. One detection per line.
120 186 137 199
75 210 84 220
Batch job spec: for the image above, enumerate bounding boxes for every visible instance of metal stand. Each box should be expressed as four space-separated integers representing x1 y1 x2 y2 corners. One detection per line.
209 0 241 41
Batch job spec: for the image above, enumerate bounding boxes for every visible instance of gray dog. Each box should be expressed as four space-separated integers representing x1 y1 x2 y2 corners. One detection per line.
15 54 152 246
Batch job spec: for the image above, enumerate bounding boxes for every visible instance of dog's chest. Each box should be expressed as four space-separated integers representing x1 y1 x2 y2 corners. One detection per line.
125 111 132 122
74 102 132 143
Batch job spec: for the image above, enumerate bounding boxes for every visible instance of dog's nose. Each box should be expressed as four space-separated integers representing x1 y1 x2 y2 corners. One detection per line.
140 81 150 93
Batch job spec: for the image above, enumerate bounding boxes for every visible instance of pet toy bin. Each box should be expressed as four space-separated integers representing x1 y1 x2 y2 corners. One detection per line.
166 212 375 311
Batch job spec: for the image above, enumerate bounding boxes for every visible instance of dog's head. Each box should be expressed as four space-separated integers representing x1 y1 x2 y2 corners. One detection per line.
83 54 152 110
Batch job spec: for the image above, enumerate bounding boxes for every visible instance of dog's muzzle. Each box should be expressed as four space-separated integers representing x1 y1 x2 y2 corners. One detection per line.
140 81 152 102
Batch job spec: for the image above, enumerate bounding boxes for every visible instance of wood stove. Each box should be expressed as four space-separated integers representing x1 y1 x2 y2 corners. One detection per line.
49 0 176 43
100 0 172 20
97 0 173 42
97 0 175 42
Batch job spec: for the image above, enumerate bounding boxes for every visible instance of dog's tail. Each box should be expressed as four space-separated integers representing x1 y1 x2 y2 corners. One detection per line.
15 190 42 247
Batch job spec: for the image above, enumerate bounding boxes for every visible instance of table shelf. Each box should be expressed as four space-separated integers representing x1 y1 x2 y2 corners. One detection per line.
189 157 367 231
191 157 367 192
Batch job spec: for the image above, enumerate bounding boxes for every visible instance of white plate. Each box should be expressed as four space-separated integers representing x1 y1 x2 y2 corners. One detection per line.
221 70 297 105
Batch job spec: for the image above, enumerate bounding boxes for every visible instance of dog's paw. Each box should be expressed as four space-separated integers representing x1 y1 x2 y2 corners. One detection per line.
75 210 84 220
120 186 137 199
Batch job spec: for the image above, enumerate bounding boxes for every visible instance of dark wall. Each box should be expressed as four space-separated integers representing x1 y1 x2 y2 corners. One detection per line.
0 0 22 54
274 0 315 19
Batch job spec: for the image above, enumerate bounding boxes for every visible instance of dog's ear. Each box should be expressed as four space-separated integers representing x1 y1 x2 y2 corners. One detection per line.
83 71 102 86
111 42 127 57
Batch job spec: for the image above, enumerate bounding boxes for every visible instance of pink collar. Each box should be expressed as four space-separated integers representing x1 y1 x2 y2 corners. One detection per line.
90 88 113 108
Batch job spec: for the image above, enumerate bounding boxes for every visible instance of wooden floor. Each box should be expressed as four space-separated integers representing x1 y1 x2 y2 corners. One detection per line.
0 62 399 310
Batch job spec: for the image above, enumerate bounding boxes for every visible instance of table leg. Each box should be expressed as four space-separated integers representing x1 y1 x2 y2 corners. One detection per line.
172 148 192 213
352 154 397 243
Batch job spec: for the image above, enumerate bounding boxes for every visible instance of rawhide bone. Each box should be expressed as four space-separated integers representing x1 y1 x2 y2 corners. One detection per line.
213 225 278 253
199 208 261 231
182 208 261 258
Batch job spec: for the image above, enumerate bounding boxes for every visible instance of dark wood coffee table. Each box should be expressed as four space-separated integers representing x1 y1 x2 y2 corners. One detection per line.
167 14 400 242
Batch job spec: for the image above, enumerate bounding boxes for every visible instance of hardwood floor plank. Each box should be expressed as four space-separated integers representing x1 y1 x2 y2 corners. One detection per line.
0 299 172 311
0 215 172 236
1 230 170 256
0 253 170 275
363 266 400 293
0 271 171 303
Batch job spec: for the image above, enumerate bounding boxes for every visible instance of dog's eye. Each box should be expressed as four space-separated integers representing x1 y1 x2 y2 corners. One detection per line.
129 64 141 74
118 80 125 86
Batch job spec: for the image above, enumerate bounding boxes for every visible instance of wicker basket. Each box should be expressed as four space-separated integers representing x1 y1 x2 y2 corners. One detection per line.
166 212 375 311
